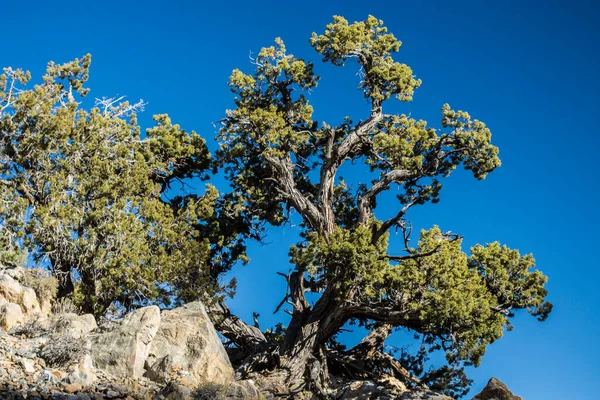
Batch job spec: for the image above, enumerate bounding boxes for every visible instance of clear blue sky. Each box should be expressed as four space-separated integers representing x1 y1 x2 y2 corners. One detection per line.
3 1 598 398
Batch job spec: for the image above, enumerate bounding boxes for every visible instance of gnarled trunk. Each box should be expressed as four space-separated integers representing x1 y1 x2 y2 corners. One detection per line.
278 288 347 395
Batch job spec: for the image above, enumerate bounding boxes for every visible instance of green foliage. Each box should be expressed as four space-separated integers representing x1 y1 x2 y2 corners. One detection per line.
469 242 552 323
219 14 552 394
0 55 243 316
310 15 421 101
290 225 390 298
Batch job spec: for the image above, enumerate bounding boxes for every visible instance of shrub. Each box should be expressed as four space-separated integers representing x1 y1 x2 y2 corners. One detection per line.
52 298 79 315
20 268 58 304
39 333 84 367
192 382 228 400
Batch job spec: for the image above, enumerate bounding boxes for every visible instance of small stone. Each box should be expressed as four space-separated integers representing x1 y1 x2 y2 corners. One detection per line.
106 390 122 398
63 383 82 393
18 357 36 373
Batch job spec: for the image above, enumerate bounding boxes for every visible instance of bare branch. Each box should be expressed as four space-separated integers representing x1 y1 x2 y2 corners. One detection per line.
357 169 414 225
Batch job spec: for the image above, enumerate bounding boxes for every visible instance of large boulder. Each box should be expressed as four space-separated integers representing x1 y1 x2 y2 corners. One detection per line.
472 377 522 400
0 302 24 331
146 301 234 386
0 272 41 316
20 287 41 314
0 273 23 304
91 305 160 379
52 313 97 339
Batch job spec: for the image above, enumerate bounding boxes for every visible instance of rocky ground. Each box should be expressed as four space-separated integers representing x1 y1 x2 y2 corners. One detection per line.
0 265 522 400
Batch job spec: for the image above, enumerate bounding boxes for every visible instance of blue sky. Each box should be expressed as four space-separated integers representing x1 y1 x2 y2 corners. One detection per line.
3 0 598 398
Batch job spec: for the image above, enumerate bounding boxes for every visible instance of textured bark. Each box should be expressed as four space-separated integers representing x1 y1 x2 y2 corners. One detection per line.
348 323 392 359
206 300 269 354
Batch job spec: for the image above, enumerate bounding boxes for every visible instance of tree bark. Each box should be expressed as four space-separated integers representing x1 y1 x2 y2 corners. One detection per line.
280 288 347 391
52 256 74 300
206 299 269 354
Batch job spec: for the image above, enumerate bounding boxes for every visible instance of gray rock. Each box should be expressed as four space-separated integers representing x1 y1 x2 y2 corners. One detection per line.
66 352 95 386
472 377 522 400
146 301 234 386
90 305 160 379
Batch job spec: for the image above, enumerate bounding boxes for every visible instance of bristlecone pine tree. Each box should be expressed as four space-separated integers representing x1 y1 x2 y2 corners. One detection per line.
0 56 253 316
213 15 552 398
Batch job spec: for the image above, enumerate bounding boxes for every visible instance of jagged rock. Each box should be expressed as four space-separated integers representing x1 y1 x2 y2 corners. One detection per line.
401 389 454 399
91 305 160 379
146 301 234 386
0 303 24 331
472 377 522 400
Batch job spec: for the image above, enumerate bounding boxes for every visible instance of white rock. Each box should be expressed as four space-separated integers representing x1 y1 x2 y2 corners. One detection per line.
0 274 23 303
18 357 36 374
91 305 160 379
20 287 41 315
0 302 24 331
53 313 97 339
146 301 234 386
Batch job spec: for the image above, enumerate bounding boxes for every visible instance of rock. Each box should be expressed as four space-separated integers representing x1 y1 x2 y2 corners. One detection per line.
0 274 23 304
63 382 82 393
39 297 53 317
67 352 96 386
53 313 97 339
339 380 394 400
380 375 407 395
37 369 60 386
91 306 160 379
472 377 523 400
401 388 454 399
0 272 43 318
105 389 122 398
1 266 25 281
161 382 193 399
226 380 262 399
18 357 36 374
20 287 41 315
0 302 24 331
146 301 234 386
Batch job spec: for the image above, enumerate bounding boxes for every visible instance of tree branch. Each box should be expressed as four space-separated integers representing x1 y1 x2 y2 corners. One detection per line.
357 169 414 225
206 299 269 354
264 154 323 232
